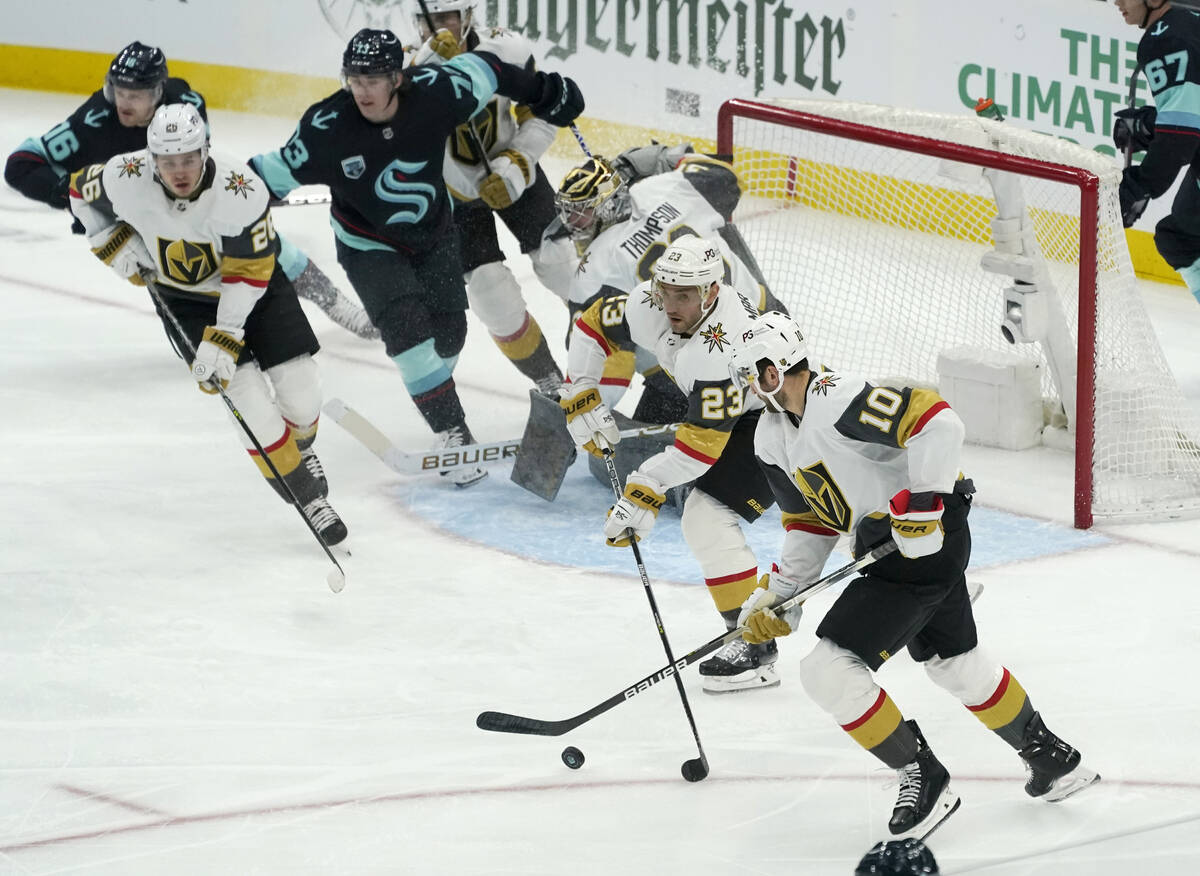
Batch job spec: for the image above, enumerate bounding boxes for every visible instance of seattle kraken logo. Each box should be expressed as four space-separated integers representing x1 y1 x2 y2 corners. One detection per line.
374 159 436 225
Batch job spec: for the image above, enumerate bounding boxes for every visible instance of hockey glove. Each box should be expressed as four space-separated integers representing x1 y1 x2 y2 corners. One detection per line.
603 471 666 546
89 222 153 285
1119 172 1151 228
50 173 72 210
737 570 805 644
889 489 945 559
1113 105 1156 154
479 149 533 209
527 71 585 127
411 28 461 65
191 326 244 393
559 379 620 458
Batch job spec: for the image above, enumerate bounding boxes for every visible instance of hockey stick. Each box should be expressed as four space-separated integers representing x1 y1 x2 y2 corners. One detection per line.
324 396 678 475
269 193 332 208
477 539 897 738
601 449 708 782
1123 63 1145 169
141 270 348 594
569 124 592 157
414 0 492 174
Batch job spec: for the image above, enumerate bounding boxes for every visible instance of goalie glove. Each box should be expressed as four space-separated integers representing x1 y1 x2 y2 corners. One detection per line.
737 568 805 644
603 471 666 547
89 222 153 285
559 379 619 458
1113 105 1156 154
889 489 945 559
191 326 244 393
478 149 534 209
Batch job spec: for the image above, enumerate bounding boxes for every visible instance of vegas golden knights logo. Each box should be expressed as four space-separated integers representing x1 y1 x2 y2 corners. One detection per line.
157 238 218 286
793 460 852 533
451 104 499 165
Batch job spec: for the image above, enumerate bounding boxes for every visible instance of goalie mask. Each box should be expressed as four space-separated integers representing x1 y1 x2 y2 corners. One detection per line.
555 157 631 253
103 40 167 104
728 311 809 409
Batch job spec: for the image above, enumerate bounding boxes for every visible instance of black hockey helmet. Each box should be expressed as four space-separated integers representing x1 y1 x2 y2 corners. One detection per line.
855 840 939 875
103 41 168 102
341 28 405 76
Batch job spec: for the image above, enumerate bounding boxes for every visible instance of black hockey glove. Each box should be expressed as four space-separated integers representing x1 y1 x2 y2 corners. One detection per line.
527 71 584 127
1113 105 1156 153
1119 171 1151 228
49 173 72 210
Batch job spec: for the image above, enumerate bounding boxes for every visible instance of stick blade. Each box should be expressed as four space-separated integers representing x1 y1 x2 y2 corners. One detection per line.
509 390 576 501
476 710 571 737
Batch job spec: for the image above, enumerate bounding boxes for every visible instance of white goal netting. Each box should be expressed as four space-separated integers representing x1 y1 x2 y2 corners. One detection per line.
721 97 1200 526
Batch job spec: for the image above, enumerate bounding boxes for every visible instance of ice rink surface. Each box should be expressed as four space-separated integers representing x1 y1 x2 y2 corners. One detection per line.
2 87 1199 874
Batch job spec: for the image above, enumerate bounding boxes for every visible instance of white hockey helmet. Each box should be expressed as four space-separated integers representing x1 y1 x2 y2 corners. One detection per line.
651 236 724 298
413 0 475 37
728 311 810 399
147 103 208 165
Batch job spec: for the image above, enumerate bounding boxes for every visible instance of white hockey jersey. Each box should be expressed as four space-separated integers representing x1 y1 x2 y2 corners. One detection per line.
440 27 557 201
754 371 966 584
69 150 276 332
566 156 765 310
570 279 766 489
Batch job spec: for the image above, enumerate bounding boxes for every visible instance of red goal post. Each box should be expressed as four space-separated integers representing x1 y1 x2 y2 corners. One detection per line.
717 97 1200 528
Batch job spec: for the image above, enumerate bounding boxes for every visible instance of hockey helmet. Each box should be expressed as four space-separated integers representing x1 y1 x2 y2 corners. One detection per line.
854 839 939 875
147 103 209 168
651 236 724 299
728 310 809 399
413 0 476 38
103 41 167 103
342 28 406 77
555 156 631 252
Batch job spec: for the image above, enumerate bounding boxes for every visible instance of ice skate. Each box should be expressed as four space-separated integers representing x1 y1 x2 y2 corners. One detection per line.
888 720 961 841
437 424 488 488
302 496 348 546
699 638 779 693
1018 712 1100 802
299 443 328 495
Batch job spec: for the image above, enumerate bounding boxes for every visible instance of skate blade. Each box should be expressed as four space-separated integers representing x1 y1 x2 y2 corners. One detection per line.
893 784 961 842
1042 766 1100 802
701 664 781 695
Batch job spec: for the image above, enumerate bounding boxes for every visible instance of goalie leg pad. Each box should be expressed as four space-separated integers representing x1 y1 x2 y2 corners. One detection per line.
466 261 527 338
680 488 759 613
265 354 322 429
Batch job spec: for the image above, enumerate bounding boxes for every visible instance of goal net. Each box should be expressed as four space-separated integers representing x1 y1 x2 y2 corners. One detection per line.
718 97 1200 527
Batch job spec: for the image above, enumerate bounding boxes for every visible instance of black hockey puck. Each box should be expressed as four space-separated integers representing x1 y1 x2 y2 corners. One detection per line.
561 746 585 769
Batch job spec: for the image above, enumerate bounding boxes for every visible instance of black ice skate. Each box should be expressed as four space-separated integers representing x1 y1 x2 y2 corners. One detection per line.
298 443 328 495
437 424 488 488
1018 712 1100 802
888 720 961 841
699 638 779 693
303 496 348 546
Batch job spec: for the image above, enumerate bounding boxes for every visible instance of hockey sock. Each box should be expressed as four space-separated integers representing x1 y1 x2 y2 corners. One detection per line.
965 667 1037 749
843 690 919 769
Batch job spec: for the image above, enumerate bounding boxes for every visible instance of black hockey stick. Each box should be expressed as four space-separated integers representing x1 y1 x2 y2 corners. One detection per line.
478 540 897 739
600 451 708 782
414 0 491 174
1123 63 1145 169
140 269 348 593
